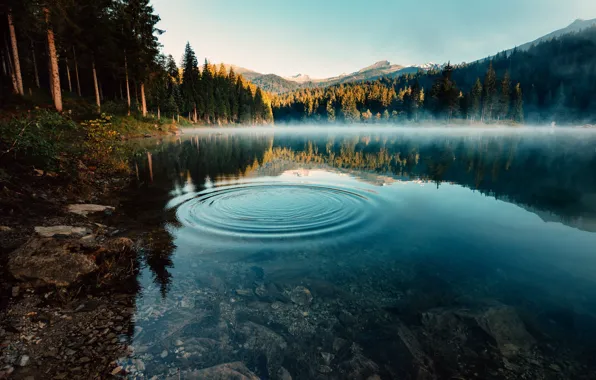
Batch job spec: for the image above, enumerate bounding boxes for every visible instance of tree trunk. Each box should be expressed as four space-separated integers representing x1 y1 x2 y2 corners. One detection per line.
0 51 7 76
92 60 101 112
157 106 160 120
140 82 147 117
119 81 123 100
124 54 131 115
31 41 40 88
99 79 104 101
194 106 197 123
45 8 62 111
72 46 81 96
7 13 24 95
134 81 139 110
65 56 72 92
3 37 18 93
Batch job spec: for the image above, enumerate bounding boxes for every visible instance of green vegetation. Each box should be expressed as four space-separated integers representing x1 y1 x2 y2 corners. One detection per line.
0 0 271 125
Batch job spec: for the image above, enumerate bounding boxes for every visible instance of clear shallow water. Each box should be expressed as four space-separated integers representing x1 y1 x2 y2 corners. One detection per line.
119 128 596 379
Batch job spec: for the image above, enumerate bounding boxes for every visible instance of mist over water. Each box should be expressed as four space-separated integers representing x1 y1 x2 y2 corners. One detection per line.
120 127 596 379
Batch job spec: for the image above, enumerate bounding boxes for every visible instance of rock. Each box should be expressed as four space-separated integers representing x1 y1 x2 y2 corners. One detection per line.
175 362 259 380
277 367 292 380
0 226 13 232
79 235 99 250
333 337 348 352
8 237 98 287
111 366 123 375
35 226 90 238
11 286 19 297
290 286 313 306
473 305 535 357
339 353 380 380
238 322 287 372
79 357 91 364
318 365 332 374
321 352 335 365
135 359 145 371
160 350 168 358
19 355 30 367
67 204 114 217
235 289 253 297
175 340 184 346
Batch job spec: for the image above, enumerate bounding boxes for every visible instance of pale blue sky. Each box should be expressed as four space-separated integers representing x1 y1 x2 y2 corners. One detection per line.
151 0 596 78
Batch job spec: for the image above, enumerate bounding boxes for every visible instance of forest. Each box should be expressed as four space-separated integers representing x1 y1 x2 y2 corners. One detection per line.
0 1 273 125
273 26 596 125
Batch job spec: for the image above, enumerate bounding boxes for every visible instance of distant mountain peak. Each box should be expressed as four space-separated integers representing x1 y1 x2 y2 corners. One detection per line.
286 73 314 83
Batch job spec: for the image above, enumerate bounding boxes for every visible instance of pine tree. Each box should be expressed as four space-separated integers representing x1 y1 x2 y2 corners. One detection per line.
326 99 336 122
499 71 511 120
512 83 524 123
482 62 497 121
471 78 483 121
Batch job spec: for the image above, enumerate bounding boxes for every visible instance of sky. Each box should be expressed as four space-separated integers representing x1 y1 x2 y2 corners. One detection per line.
151 0 596 78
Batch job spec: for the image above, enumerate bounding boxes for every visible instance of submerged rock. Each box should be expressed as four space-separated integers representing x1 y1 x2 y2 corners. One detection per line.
290 286 313 306
173 362 259 380
8 237 98 287
67 204 114 216
35 225 90 237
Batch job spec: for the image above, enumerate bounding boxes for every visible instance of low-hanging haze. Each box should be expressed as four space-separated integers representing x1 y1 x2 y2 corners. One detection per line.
152 0 596 78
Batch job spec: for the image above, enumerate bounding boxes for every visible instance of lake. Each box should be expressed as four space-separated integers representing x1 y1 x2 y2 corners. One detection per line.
117 127 596 379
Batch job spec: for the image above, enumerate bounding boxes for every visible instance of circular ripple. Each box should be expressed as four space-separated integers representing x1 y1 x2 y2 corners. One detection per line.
175 183 372 239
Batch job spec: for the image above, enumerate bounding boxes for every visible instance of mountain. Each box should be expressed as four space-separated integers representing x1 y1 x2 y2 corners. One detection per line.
515 18 596 52
231 60 427 93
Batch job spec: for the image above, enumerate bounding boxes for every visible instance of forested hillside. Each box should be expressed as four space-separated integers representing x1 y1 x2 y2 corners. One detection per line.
273 26 596 125
0 1 272 125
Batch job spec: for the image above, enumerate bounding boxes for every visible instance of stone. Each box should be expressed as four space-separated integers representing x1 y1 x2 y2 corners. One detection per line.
333 337 348 352
11 286 19 297
111 366 123 375
79 357 91 364
8 237 98 287
318 365 332 374
235 289 253 297
67 204 114 217
290 286 313 306
135 359 145 371
175 362 259 380
0 226 13 232
160 350 168 358
473 305 535 357
321 352 335 365
35 226 90 238
19 355 30 367
277 367 292 380
175 340 184 346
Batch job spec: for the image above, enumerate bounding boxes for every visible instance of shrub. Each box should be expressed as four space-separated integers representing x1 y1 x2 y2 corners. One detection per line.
0 109 78 171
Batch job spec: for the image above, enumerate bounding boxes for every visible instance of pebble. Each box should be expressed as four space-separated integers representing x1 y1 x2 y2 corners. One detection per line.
550 364 562 372
175 339 184 346
290 286 313 306
111 366 123 375
236 289 253 296
19 355 30 367
318 365 332 373
160 350 168 358
135 360 145 371
79 357 91 364
11 287 19 297
321 352 334 365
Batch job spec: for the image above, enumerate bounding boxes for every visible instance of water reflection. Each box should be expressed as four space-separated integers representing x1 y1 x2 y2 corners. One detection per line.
120 129 596 379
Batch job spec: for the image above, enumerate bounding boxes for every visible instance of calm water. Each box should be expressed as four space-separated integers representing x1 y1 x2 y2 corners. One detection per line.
119 128 596 379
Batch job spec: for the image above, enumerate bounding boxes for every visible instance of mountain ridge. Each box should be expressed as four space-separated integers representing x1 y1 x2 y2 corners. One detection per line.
221 18 596 93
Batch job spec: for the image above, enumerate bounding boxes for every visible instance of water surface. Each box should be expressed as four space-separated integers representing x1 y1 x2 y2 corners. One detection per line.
119 128 596 379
